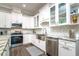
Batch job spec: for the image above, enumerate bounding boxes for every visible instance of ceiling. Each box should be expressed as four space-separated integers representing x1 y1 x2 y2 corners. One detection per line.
0 3 46 16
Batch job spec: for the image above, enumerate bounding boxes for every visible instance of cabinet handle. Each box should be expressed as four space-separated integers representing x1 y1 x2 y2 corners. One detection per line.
61 46 71 50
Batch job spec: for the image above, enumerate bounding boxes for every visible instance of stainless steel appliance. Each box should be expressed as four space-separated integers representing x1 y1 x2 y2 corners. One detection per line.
11 23 23 48
11 23 22 28
11 32 23 48
46 37 58 56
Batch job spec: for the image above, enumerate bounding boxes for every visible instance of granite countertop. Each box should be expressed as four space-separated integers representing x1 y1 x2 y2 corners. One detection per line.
36 34 45 36
0 36 10 56
35 33 78 42
46 35 78 42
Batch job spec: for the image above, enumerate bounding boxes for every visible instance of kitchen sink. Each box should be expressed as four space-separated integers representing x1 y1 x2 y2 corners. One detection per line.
37 34 46 41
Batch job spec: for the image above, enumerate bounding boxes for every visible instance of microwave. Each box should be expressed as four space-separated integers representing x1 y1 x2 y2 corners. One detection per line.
11 23 22 28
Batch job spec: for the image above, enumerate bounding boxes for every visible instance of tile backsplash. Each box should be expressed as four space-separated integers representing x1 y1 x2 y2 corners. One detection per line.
50 25 79 38
0 29 9 35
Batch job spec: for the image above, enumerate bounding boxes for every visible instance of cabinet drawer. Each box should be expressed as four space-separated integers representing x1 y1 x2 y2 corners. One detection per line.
59 39 75 47
59 44 75 56
59 40 76 56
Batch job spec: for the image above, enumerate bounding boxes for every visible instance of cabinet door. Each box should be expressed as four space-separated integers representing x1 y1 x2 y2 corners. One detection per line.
0 12 11 28
23 34 32 44
5 13 11 28
0 13 3 27
34 15 39 27
22 16 34 28
59 3 66 24
11 12 22 23
59 44 75 56
0 12 6 28
34 16 37 27
59 40 76 56
39 40 46 51
50 6 56 25
23 35 30 44
23 34 36 44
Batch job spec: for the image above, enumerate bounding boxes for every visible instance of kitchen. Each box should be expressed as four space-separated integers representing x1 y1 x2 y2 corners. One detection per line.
0 3 79 56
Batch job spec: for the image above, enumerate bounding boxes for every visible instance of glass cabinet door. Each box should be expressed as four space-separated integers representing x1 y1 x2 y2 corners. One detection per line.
50 6 55 25
70 3 79 24
34 15 39 27
59 3 66 24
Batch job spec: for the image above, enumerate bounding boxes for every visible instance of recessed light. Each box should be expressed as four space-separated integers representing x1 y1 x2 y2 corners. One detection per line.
22 4 26 7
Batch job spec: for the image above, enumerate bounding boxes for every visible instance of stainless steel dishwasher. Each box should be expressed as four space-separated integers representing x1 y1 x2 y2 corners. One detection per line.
46 37 58 56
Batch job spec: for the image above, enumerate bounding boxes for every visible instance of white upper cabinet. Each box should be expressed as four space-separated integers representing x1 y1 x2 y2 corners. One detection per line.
22 16 26 28
39 4 50 21
50 3 71 27
58 3 66 24
70 3 79 24
11 12 34 29
33 14 39 28
0 11 11 28
33 3 71 27
50 4 56 25
0 12 6 28
22 16 34 28
58 3 70 25
6 13 11 28
38 4 50 28
11 12 23 24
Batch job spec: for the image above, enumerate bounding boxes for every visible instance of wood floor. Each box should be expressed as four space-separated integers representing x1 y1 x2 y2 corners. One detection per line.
10 43 45 56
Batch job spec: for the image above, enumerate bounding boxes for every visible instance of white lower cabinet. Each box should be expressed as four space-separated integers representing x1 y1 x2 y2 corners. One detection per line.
58 40 76 56
39 40 46 51
23 34 36 44
32 38 46 51
23 34 31 44
3 43 9 56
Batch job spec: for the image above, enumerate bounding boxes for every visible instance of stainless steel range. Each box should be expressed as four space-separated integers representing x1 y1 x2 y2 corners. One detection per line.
11 23 23 48
11 32 23 48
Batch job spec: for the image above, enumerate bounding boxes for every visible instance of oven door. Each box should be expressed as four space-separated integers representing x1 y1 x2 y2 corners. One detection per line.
11 36 23 44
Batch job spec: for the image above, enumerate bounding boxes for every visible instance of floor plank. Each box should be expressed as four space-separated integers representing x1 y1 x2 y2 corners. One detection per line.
10 43 45 56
